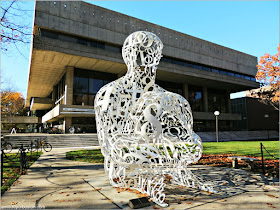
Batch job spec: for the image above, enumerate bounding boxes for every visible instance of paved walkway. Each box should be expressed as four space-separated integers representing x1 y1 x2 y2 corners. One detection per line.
1 148 279 209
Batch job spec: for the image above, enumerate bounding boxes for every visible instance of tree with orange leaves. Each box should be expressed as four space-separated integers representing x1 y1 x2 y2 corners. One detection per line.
253 45 279 110
1 91 27 117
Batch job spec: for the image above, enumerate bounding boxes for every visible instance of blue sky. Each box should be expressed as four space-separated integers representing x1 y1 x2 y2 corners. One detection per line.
1 0 279 98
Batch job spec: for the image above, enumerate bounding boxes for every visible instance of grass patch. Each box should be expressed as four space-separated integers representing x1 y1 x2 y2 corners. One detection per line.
1 151 42 195
66 150 104 163
66 141 279 163
203 141 279 159
66 141 279 178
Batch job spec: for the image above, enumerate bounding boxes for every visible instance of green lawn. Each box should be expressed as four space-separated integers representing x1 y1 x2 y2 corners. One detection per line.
66 149 104 163
1 151 42 195
203 141 279 159
66 141 279 164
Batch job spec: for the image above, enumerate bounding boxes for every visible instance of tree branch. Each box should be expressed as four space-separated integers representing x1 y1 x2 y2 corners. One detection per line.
1 1 15 22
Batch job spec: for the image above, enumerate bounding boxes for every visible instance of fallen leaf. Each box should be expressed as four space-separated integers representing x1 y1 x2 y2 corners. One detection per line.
11 202 18 205
93 188 102 191
265 194 277 198
185 202 193 205
59 192 67 194
66 194 70 196
267 203 273 206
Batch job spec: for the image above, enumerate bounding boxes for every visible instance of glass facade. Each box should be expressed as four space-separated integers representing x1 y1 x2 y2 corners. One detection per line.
208 89 227 113
73 68 117 106
54 74 65 104
188 86 203 112
231 97 248 130
156 80 183 96
72 117 97 133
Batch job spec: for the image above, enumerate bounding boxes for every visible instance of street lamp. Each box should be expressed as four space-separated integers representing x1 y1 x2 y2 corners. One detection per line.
264 114 269 140
214 111 220 143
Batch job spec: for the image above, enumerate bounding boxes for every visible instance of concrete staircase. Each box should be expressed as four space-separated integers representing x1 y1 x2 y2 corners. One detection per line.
3 134 99 149
197 130 279 142
3 130 278 149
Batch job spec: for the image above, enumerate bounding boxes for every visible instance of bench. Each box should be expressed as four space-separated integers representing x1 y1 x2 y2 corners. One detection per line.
228 156 260 170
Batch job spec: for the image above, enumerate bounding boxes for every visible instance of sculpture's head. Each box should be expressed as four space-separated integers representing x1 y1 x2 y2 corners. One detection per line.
122 31 163 70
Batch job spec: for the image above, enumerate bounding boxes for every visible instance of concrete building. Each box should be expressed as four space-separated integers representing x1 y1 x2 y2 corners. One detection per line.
26 1 259 133
231 97 279 131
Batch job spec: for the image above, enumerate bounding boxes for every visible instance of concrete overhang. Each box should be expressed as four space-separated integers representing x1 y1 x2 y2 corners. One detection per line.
26 48 127 108
26 46 258 109
42 104 95 123
1 116 40 124
30 97 53 111
193 112 241 121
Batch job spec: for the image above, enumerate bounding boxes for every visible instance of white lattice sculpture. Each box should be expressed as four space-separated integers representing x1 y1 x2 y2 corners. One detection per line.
95 31 214 207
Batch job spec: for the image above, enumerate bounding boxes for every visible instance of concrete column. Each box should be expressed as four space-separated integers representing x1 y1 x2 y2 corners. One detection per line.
63 117 72 133
183 83 189 100
65 66 74 105
203 86 208 112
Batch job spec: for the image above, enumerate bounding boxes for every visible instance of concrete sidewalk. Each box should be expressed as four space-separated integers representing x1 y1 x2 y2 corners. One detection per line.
1 148 279 209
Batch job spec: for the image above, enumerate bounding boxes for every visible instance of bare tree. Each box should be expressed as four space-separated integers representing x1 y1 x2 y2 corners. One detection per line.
1 0 34 56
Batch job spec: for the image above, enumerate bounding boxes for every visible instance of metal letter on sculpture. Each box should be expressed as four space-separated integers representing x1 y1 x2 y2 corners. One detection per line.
95 31 214 207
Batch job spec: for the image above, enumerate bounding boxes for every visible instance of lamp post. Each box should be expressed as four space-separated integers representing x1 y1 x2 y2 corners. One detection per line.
214 111 220 143
264 114 269 140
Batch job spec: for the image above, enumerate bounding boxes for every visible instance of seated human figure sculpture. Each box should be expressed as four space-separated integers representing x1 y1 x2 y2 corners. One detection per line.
94 31 214 206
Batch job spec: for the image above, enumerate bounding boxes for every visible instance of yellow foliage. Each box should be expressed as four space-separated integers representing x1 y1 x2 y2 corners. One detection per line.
1 91 25 117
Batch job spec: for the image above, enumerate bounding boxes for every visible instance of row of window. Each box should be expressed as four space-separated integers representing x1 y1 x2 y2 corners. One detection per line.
40 29 121 53
72 69 228 113
40 29 256 82
160 57 256 81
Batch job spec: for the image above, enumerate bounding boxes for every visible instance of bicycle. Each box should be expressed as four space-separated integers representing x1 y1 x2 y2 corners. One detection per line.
26 140 37 152
1 140 13 153
34 138 52 152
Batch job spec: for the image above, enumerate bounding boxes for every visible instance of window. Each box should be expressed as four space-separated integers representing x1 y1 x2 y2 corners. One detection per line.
188 86 203 112
89 79 103 94
73 69 117 106
54 74 65 104
156 80 183 96
212 69 220 73
208 89 227 113
74 77 88 93
251 77 256 82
